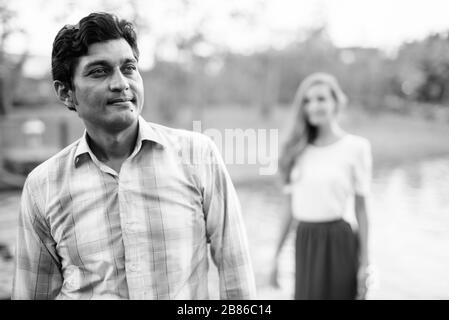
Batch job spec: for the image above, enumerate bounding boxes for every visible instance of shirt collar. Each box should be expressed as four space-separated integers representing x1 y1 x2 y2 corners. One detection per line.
137 116 166 148
73 116 166 167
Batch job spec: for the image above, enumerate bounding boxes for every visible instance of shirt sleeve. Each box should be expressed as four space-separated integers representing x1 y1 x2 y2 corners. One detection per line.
352 139 373 196
12 179 63 300
200 136 257 300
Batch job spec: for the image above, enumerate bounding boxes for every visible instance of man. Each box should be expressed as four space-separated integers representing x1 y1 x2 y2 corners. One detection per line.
12 12 256 300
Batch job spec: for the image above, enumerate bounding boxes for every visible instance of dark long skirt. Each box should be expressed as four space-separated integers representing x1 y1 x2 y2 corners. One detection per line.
295 219 358 300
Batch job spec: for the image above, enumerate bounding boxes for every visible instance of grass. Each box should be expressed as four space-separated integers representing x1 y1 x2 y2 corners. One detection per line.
343 111 449 169
190 105 449 181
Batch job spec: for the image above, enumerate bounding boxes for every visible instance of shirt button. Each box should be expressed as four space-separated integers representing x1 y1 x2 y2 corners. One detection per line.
65 279 76 289
128 263 140 272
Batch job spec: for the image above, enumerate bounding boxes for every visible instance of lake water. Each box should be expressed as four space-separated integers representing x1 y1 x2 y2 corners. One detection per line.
245 157 449 300
1 157 449 299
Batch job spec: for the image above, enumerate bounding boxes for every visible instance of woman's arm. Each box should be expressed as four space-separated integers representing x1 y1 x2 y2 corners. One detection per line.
355 194 370 299
269 194 294 288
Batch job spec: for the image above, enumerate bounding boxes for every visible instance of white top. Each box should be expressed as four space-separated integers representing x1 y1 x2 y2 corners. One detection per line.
286 134 372 222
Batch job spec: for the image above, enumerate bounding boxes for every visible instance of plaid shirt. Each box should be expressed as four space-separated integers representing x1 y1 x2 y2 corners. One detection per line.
12 116 256 300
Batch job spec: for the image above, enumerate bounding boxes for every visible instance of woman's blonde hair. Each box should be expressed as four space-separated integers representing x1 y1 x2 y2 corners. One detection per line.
279 72 348 184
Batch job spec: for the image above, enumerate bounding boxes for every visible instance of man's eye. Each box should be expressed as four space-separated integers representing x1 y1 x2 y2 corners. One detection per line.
90 68 107 76
123 65 137 73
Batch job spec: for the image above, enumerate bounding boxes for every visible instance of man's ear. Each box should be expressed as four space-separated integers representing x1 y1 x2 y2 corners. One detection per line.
54 80 76 111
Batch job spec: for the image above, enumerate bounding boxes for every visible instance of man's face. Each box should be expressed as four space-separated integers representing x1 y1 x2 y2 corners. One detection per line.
70 38 144 132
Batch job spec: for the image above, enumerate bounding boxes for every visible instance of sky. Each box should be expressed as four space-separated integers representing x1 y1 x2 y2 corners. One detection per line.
5 0 449 76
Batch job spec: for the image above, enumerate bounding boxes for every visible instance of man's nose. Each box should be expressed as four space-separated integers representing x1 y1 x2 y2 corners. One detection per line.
109 69 130 91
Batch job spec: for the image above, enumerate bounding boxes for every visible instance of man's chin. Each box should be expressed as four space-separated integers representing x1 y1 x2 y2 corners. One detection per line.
103 112 139 132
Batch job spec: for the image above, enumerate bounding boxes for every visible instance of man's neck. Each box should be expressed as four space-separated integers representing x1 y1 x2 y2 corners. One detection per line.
85 120 139 163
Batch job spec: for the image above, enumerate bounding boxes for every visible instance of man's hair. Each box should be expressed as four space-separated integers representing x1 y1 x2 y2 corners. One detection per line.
51 12 139 89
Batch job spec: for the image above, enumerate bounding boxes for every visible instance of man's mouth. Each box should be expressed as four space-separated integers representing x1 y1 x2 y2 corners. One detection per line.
108 97 135 104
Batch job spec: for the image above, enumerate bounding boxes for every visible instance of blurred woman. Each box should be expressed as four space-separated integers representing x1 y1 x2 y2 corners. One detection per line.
270 73 372 300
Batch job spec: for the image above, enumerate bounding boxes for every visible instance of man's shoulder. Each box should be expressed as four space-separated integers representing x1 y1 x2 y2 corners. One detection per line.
26 139 81 185
146 121 214 149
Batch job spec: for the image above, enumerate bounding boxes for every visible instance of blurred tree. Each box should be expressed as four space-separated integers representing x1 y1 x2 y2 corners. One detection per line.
99 0 149 32
255 51 280 117
276 26 339 105
336 47 394 111
148 0 243 123
175 30 209 123
0 1 29 188
0 1 28 116
141 61 191 125
394 32 449 104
